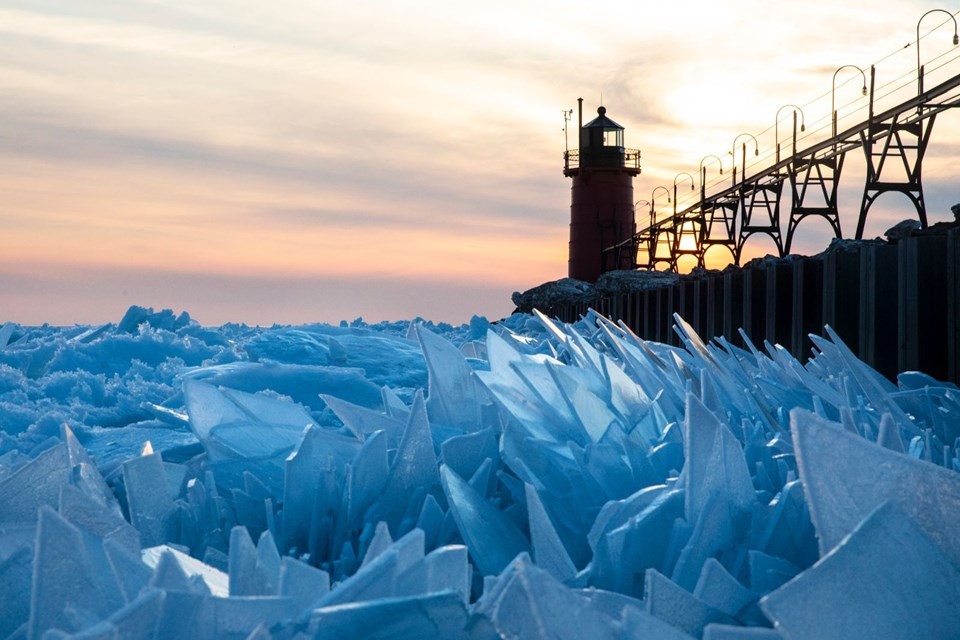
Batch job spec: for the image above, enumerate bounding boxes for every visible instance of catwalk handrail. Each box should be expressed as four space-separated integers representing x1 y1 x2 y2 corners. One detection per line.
564 148 642 172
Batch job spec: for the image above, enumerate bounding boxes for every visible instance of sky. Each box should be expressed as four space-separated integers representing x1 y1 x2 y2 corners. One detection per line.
1 0 959 325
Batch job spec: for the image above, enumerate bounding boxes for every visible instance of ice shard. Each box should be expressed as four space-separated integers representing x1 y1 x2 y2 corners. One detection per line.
391 543 472 603
441 429 498 484
361 521 394 568
184 380 316 494
440 465 529 577
474 553 625 639
0 545 32 638
121 444 176 548
29 506 127 638
790 408 960 562
314 529 425 607
278 555 330 610
0 442 72 525
525 483 577 582
307 591 497 640
761 502 960 639
671 492 736 592
620 607 697 640
142 545 228 597
693 558 757 619
321 393 406 444
59 482 140 555
682 393 755 524
703 625 783 639
343 429 390 531
281 422 360 554
644 568 736 637
0 321 15 349
416 325 486 432
589 488 683 595
371 392 441 530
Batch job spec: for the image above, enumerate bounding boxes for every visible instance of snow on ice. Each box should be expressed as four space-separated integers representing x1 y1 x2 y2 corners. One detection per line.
0 304 958 638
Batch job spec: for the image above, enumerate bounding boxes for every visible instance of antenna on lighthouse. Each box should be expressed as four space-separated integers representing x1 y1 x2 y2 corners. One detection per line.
562 109 573 154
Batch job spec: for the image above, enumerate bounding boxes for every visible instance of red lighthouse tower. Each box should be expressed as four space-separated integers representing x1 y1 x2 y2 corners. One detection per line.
563 100 641 282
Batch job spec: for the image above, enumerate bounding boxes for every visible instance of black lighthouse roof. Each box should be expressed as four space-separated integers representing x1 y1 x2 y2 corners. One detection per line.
582 106 624 130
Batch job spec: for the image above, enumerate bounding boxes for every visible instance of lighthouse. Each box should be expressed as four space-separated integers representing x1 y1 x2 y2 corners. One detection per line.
563 100 641 282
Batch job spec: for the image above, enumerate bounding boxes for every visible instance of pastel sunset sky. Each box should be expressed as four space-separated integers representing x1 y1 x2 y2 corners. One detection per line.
1 1 959 325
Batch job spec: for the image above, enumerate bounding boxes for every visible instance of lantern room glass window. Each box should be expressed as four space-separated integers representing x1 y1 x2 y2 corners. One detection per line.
603 129 623 148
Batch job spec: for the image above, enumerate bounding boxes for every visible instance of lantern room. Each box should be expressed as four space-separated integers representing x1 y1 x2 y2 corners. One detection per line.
579 106 626 168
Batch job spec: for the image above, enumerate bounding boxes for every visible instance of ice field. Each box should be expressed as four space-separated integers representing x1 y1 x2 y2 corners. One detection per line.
0 304 958 639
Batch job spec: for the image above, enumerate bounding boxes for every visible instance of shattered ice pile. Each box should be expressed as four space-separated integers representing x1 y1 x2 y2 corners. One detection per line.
0 304 959 639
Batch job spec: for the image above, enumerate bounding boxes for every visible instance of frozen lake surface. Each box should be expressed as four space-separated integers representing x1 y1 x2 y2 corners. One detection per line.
0 305 958 639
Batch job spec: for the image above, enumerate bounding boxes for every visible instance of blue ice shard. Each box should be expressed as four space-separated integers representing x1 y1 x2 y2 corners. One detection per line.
474 553 624 639
790 408 960 562
141 544 228 597
441 429 498 484
29 506 126 638
321 393 406 444
671 492 736 592
439 465 529 577
748 551 799 594
875 412 905 453
475 330 566 441
393 544 472 603
148 548 200 593
59 482 140 555
228 525 280 597
693 558 757 619
197 595 298 639
315 529 426 607
361 521 394 568
621 606 697 639
0 442 72 525
256 530 282 594
761 502 960 639
107 540 153 603
184 380 317 494
682 393 755 524
279 555 330 610
416 325 486 432
644 568 736 637
703 625 783 639
372 392 441 530
525 483 577 582
342 429 390 531
62 424 121 511
184 360 383 414
84 587 166 640
587 483 667 553
752 480 817 569
121 443 176 547
0 321 15 349
589 488 683 596
467 456 496 498
307 591 497 640
281 422 360 554
0 545 32 638
416 493 446 549
556 365 621 443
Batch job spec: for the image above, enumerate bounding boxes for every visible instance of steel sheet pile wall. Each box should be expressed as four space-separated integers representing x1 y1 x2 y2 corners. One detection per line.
546 228 960 383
